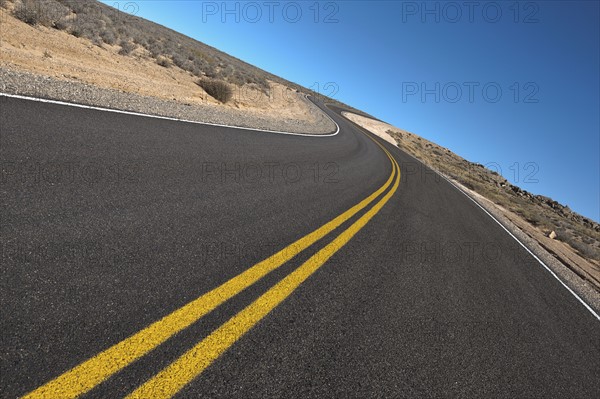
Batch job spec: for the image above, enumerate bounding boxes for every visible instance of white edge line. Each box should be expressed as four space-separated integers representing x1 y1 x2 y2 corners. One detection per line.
9 90 595 320
341 115 600 322
312 108 598 320
0 92 340 137
392 148 600 321
443 175 600 321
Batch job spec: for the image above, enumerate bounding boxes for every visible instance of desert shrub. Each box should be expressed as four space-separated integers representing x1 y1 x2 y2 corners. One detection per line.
461 180 475 191
156 55 171 68
160 39 177 55
172 53 187 69
182 61 195 73
14 0 40 25
197 79 232 103
70 17 98 40
118 40 136 55
38 0 70 28
229 71 245 86
71 23 87 38
193 59 207 71
67 0 91 14
146 40 163 57
387 129 402 140
253 74 268 89
91 35 103 47
582 236 594 245
100 29 117 44
132 36 146 46
520 209 542 227
188 66 201 76
203 69 217 79
175 59 200 75
562 234 599 260
53 17 69 30
116 25 128 35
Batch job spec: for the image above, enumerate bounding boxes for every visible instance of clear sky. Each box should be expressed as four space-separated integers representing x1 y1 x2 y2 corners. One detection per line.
101 0 600 222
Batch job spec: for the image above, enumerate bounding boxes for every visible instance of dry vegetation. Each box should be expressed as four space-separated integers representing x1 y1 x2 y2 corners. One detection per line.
343 113 600 291
0 1 342 126
0 0 360 112
0 0 363 131
196 79 233 104
5 0 270 91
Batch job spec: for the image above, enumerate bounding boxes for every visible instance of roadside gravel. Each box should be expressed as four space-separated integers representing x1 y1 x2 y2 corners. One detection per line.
0 67 336 134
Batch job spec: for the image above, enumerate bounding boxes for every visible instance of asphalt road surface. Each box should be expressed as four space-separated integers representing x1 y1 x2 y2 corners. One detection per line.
1 95 599 398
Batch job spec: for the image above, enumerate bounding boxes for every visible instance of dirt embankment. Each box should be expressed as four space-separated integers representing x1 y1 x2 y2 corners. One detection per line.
0 7 335 134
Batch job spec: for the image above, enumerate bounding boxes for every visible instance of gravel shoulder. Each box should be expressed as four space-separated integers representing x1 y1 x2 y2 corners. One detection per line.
0 8 335 135
0 67 335 134
448 178 600 316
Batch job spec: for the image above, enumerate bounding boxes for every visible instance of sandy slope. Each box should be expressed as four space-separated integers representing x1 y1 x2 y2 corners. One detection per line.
0 9 318 124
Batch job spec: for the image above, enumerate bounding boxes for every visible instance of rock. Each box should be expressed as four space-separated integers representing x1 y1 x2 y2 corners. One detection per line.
548 231 557 239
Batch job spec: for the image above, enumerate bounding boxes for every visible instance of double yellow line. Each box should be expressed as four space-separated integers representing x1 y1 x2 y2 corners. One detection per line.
23 135 400 399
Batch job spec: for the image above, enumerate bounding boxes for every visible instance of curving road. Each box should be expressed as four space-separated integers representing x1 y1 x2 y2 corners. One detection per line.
1 94 599 398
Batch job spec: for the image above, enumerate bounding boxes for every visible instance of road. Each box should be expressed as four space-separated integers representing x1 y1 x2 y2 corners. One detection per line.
1 95 599 398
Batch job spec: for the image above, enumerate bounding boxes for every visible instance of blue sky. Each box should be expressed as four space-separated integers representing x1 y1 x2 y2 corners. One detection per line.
102 1 599 222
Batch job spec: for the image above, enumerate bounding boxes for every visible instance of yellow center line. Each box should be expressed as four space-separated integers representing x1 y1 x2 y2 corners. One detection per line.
22 142 397 399
127 149 400 399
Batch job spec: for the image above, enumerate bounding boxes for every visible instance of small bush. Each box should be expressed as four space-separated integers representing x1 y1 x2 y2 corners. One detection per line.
172 53 187 69
229 70 246 87
132 36 146 46
100 29 117 45
189 66 201 77
386 129 401 140
562 235 599 260
53 18 69 31
118 40 136 56
156 55 171 68
39 1 70 28
91 35 103 47
70 26 81 37
147 41 163 57
70 19 99 40
14 0 40 25
197 79 233 103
